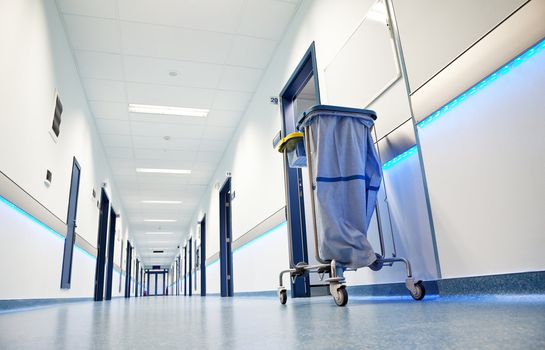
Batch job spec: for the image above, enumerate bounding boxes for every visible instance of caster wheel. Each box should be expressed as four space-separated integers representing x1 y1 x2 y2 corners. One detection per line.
369 253 383 271
410 281 426 301
333 286 348 307
279 289 287 305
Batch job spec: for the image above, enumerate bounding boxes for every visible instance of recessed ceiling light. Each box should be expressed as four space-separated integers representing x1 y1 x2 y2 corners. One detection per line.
144 232 174 235
128 104 209 117
141 200 182 204
144 219 177 222
136 168 191 175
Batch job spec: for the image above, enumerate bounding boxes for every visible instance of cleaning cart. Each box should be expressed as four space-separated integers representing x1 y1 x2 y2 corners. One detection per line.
274 105 425 307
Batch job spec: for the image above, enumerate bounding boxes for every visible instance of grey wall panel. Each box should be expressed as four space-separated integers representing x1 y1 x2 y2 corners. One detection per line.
392 0 527 93
410 0 545 122
376 118 416 164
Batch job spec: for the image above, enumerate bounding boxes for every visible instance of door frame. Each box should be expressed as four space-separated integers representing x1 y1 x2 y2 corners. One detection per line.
188 237 193 296
124 241 132 298
105 207 117 300
219 178 233 297
94 188 110 301
278 42 321 298
60 157 81 289
200 215 206 296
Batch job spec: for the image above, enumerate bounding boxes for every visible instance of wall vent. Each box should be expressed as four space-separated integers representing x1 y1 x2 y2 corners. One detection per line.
153 250 164 254
51 93 63 138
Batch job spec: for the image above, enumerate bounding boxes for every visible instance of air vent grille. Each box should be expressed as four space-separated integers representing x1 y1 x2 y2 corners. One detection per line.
52 95 63 137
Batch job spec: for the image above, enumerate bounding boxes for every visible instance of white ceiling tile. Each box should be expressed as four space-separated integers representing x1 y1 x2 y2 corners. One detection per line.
106 147 134 159
196 151 224 164
198 139 228 152
95 119 131 135
126 82 215 109
238 0 297 40
123 55 223 89
226 36 277 68
121 21 233 64
118 0 244 33
205 110 243 127
202 125 236 141
130 121 205 138
56 0 116 18
134 148 196 162
83 79 126 102
100 134 133 148
75 51 124 80
218 66 262 92
130 113 207 126
63 15 121 53
132 136 200 151
90 101 129 120
212 90 252 111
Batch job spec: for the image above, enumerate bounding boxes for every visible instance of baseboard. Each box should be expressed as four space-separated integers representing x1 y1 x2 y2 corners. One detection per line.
0 297 93 313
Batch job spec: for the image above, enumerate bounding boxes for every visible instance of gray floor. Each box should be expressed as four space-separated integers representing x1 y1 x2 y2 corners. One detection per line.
1 295 544 350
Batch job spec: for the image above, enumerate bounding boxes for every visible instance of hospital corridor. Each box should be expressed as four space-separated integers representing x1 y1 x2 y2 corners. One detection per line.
1 0 544 349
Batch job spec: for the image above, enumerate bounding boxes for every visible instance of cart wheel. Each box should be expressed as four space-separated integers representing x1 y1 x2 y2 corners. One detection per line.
279 289 287 305
409 281 426 301
369 253 383 271
333 286 348 307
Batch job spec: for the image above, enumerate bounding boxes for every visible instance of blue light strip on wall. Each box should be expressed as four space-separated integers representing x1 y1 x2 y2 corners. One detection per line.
382 146 418 170
417 38 545 129
0 194 98 262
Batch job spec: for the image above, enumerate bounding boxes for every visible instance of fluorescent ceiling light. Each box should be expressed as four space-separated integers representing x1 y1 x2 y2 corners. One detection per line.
144 219 177 222
136 168 191 175
128 104 209 117
144 232 174 235
141 200 182 204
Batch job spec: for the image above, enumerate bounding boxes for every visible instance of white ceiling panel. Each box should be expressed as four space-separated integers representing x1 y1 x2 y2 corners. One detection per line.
121 21 232 64
118 0 245 33
95 118 131 135
124 55 223 89
75 51 124 80
63 15 121 53
213 90 253 111
83 79 126 102
101 134 133 149
130 121 205 139
202 125 236 141
90 101 129 120
129 113 207 126
133 148 196 162
219 66 263 92
198 139 229 152
56 0 116 18
132 136 201 151
106 147 134 159
226 35 278 68
238 0 298 40
196 151 224 164
126 82 215 108
205 110 243 127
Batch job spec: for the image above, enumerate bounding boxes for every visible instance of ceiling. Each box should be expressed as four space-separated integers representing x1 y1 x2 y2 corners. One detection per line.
55 0 302 266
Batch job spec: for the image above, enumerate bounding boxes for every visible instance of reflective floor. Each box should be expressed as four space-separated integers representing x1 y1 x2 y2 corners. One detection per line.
1 295 544 349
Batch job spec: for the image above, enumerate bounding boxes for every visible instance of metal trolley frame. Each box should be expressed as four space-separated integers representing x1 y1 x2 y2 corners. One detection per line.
275 105 425 307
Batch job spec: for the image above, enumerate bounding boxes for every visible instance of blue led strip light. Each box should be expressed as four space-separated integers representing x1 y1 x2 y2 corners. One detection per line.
382 146 418 170
0 194 96 261
417 38 545 129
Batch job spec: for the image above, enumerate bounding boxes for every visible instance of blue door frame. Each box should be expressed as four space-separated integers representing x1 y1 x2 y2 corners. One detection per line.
124 242 132 298
279 42 321 298
219 178 234 297
105 208 117 300
94 189 110 301
188 237 193 296
183 245 187 296
200 215 207 296
60 157 81 289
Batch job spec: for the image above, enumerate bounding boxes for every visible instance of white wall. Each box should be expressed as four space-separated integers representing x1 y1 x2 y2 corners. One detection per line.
0 0 134 300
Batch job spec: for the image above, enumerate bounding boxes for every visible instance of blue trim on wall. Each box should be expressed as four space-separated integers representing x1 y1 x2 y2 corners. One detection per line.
417 38 545 129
